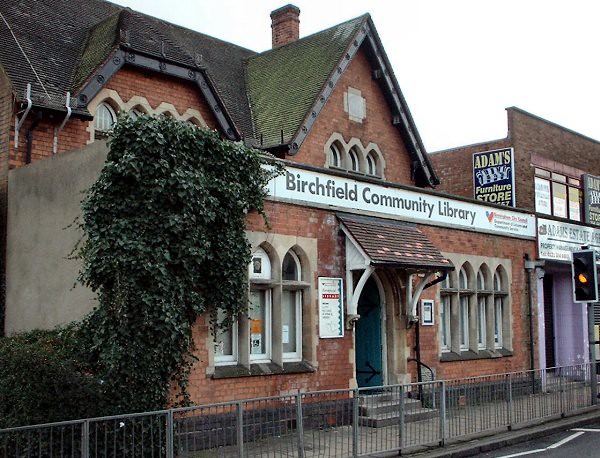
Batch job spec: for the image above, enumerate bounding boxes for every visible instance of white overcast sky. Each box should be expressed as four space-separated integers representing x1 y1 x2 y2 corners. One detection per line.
111 0 600 152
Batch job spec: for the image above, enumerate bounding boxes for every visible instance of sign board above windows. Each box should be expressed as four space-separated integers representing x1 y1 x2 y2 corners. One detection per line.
537 217 600 261
584 174 600 227
472 148 515 207
268 166 536 239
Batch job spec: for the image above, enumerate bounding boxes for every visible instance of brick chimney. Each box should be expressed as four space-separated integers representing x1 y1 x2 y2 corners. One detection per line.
270 4 300 48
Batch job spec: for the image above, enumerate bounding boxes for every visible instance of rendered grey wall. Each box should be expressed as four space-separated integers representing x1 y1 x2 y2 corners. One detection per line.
5 141 108 334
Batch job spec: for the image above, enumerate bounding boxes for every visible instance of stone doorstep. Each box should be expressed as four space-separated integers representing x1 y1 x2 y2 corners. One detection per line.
359 397 426 417
359 409 438 428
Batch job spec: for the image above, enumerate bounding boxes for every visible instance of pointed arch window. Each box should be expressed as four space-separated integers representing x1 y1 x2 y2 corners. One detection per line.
476 269 487 350
329 143 342 168
282 251 302 361
94 102 117 137
348 147 360 172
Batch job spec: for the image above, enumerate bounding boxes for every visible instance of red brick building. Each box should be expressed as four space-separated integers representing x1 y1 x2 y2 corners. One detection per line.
1 0 540 404
431 107 600 372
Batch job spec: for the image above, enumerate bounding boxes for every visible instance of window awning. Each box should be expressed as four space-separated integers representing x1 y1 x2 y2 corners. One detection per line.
337 213 452 271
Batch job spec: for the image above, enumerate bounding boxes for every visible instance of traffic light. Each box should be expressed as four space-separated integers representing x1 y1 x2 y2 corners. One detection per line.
572 249 598 303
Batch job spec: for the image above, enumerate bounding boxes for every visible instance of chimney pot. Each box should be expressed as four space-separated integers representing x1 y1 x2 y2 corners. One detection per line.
270 4 300 49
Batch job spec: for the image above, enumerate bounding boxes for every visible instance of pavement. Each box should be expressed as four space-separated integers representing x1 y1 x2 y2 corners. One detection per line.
407 408 600 458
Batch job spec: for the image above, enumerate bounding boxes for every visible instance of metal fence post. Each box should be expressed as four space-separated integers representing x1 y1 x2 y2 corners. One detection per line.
295 393 305 458
81 420 89 458
559 369 565 416
166 410 174 458
439 381 446 447
399 385 405 450
352 388 359 458
507 374 513 430
237 401 244 457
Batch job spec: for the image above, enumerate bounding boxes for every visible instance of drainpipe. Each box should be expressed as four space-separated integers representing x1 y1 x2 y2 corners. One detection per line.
524 254 543 372
53 92 71 155
14 83 32 151
413 271 448 396
25 111 43 164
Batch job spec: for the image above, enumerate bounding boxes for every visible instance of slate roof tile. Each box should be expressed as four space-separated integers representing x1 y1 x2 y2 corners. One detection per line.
338 213 452 270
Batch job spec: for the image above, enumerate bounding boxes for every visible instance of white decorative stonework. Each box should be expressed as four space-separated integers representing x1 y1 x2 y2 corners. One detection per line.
344 87 366 123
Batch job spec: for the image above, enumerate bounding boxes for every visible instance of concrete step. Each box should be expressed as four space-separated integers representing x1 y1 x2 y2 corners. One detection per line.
358 408 438 428
359 397 424 417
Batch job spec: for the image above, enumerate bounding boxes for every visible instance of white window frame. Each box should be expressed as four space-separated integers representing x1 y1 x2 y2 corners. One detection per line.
459 295 469 350
94 102 117 134
249 288 272 363
493 271 504 349
329 143 342 168
214 319 238 365
440 295 451 352
282 250 303 362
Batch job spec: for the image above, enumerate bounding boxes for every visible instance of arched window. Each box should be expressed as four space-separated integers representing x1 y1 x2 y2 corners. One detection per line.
476 269 487 349
458 266 470 350
329 143 342 168
128 107 144 121
248 247 272 362
282 251 302 361
348 147 360 172
94 102 117 136
439 271 453 352
493 270 504 348
366 151 378 176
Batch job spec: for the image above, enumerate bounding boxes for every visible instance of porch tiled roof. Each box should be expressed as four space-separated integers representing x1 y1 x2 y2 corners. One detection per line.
338 213 452 270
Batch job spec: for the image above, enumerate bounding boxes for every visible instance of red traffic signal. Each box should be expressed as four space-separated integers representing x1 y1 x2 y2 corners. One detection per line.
572 249 598 303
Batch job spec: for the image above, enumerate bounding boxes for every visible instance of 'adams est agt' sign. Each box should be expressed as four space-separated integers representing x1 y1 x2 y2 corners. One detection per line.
473 148 515 207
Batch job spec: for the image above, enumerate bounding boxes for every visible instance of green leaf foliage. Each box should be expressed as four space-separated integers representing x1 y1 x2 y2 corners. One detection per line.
76 116 282 413
0 327 106 428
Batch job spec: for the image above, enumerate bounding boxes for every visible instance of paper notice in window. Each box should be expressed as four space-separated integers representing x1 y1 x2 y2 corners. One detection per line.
250 319 262 334
282 325 289 344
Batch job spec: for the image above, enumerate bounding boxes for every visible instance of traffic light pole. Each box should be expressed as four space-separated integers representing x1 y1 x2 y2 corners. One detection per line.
588 302 598 404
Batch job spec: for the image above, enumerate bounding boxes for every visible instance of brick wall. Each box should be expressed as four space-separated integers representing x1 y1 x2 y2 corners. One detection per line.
294 49 414 186
186 201 355 404
8 65 220 168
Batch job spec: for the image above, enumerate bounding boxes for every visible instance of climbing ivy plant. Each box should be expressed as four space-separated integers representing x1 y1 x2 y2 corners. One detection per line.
77 116 281 413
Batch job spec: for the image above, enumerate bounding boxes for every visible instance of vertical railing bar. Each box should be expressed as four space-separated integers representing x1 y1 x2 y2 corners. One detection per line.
295 393 305 458
81 420 89 458
352 388 359 458
166 410 174 458
507 373 513 430
398 385 405 451
439 381 446 447
236 401 244 457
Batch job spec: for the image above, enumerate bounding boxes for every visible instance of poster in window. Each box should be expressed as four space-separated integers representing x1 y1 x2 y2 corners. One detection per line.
552 182 567 218
584 174 600 227
472 148 515 207
318 277 344 338
421 300 434 326
535 177 551 214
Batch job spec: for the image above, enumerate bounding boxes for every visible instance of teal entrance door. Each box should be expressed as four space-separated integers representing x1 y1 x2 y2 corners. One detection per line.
355 277 383 387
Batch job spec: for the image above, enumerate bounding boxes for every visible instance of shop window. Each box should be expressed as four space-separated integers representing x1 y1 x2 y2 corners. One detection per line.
94 102 117 137
534 168 582 221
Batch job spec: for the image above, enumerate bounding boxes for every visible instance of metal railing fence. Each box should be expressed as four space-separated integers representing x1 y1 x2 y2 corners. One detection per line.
1 363 597 457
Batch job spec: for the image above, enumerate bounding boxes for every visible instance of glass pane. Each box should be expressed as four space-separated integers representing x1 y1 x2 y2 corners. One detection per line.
215 325 233 356
460 296 469 348
568 187 581 221
459 267 468 289
367 153 376 175
282 290 298 354
551 172 567 183
249 290 267 355
282 252 299 281
329 144 341 167
535 168 551 178
535 177 551 214
478 297 486 348
552 182 567 218
95 103 115 132
493 272 502 291
349 148 359 171
494 298 503 347
477 271 485 290
441 296 450 349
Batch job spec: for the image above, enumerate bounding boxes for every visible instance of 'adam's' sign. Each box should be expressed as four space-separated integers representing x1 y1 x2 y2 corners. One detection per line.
584 174 600 227
473 148 515 207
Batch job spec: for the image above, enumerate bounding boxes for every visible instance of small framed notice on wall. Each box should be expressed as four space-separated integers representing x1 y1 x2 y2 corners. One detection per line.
421 299 434 326
318 277 344 338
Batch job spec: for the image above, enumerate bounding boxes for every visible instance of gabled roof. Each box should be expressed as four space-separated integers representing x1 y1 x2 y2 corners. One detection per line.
244 14 438 187
0 0 256 135
245 15 367 148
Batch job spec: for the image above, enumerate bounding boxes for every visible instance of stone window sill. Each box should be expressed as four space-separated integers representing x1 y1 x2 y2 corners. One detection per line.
212 361 315 379
440 348 512 362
